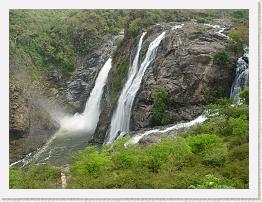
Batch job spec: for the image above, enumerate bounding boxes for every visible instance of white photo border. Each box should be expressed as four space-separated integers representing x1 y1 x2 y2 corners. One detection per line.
0 0 259 199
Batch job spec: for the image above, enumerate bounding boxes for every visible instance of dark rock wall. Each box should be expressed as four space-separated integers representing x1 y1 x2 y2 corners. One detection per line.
93 21 238 143
63 34 122 112
132 22 236 130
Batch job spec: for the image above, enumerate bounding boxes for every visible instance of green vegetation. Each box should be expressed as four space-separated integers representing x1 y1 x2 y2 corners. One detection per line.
109 59 129 102
206 86 225 103
10 164 61 188
150 87 171 126
228 9 248 55
10 9 248 80
10 10 127 76
112 59 129 93
229 28 248 55
10 89 249 189
189 174 234 189
240 87 249 104
128 19 142 37
9 10 249 189
213 50 229 65
196 27 208 34
196 18 206 24
231 10 248 19
65 95 248 188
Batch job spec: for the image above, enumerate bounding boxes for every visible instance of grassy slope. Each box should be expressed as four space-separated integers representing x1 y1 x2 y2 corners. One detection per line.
10 92 249 189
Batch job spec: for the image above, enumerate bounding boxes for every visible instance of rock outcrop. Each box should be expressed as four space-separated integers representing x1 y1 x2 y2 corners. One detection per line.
132 22 236 130
94 21 238 143
63 34 122 112
9 75 58 163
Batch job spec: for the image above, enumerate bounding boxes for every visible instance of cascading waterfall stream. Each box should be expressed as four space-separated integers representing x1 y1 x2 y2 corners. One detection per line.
124 115 207 147
59 57 112 135
230 47 249 100
107 32 166 143
11 57 112 166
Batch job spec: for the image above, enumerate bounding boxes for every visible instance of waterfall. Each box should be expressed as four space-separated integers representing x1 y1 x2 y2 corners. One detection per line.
107 31 166 143
10 57 113 167
59 57 112 135
124 115 207 147
230 47 249 100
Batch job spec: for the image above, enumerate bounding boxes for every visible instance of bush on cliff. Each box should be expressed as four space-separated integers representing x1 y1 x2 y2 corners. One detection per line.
150 87 171 126
213 50 229 65
229 28 248 55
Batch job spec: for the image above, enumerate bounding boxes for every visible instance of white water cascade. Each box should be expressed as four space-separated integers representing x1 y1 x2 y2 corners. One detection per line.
59 57 112 135
204 23 229 39
124 115 207 147
107 32 166 143
10 58 113 167
230 47 249 100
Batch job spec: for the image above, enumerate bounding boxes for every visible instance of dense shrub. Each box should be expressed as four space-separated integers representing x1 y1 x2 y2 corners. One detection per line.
227 115 249 145
229 29 248 55
229 143 248 161
220 160 249 188
10 164 61 189
185 134 223 153
240 87 249 104
202 146 228 166
145 137 192 173
150 87 171 126
9 10 127 76
71 147 111 177
109 59 129 102
128 19 141 37
196 18 206 23
232 10 248 19
189 174 234 189
112 151 137 169
11 99 249 189
206 86 225 103
213 50 229 65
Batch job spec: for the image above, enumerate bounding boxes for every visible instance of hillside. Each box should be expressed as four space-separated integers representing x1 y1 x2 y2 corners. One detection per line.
9 9 249 189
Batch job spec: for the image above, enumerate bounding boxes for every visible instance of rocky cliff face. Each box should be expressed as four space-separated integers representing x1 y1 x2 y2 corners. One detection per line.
132 22 236 130
63 34 122 112
93 20 238 143
9 71 59 162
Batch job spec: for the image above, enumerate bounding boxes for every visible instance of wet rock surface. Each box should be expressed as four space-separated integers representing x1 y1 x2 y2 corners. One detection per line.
94 21 237 143
63 34 122 112
132 22 236 130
